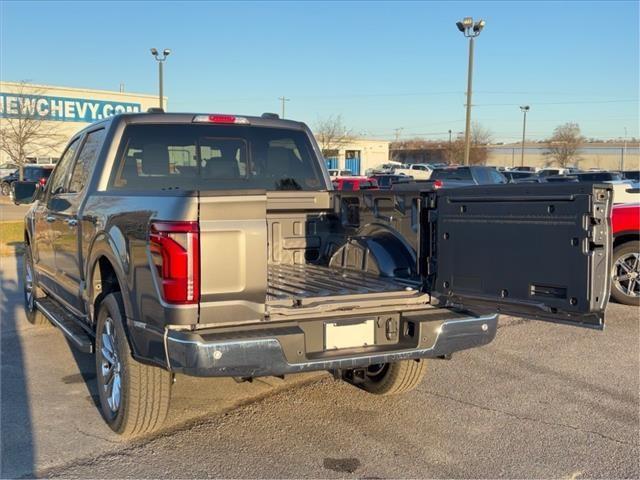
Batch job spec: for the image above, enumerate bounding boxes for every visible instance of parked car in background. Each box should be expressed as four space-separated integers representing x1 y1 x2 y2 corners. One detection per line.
393 163 434 180
543 175 579 183
1 165 54 196
567 172 636 204
366 161 403 175
510 166 538 173
332 176 379 191
611 203 640 306
0 162 18 179
429 166 508 188
538 167 580 177
622 170 640 182
369 174 414 189
328 169 352 178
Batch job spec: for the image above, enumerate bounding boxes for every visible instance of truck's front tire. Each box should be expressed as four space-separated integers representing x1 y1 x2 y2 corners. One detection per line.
95 293 172 437
348 360 428 395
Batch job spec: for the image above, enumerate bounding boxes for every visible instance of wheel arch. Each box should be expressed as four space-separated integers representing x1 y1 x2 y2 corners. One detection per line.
613 231 640 249
86 233 137 352
331 222 418 279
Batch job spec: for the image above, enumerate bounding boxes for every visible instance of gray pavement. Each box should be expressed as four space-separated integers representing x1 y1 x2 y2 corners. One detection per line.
1 251 639 478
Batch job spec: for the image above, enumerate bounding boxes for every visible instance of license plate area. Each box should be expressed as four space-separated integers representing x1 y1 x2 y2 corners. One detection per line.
325 319 375 350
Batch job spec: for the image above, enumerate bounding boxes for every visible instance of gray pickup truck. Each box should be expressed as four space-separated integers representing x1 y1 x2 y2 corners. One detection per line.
14 112 612 437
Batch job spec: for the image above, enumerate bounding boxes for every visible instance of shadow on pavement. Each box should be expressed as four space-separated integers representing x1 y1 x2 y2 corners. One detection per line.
0 249 34 478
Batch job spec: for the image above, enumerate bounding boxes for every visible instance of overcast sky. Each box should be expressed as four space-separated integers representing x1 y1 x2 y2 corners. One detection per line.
1 0 638 142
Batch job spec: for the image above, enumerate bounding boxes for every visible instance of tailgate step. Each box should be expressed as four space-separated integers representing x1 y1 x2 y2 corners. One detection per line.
35 298 94 353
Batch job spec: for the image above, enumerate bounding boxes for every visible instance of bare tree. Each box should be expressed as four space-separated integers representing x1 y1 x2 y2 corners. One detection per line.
313 115 354 158
544 122 585 167
0 81 66 180
446 122 493 165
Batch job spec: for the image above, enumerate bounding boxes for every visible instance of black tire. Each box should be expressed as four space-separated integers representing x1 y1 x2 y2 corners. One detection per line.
1 182 10 196
611 241 640 306
352 360 428 396
23 247 50 326
95 293 172 437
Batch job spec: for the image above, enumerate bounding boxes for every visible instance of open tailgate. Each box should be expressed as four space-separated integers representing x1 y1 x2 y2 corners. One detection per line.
425 183 612 329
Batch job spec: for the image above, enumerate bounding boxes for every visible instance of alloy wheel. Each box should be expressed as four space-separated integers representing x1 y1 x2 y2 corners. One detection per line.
100 317 122 413
613 252 640 299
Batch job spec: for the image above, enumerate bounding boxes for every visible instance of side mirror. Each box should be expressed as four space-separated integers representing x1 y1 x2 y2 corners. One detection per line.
13 181 40 205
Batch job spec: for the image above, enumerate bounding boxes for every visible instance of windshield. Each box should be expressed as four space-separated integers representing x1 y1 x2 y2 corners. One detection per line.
109 124 325 192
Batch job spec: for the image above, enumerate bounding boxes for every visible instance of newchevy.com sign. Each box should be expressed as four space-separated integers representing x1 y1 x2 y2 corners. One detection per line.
0 92 142 122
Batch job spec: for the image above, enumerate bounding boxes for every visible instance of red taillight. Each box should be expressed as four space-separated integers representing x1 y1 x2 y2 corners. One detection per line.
39 177 47 186
149 221 200 304
433 180 443 189
192 114 250 125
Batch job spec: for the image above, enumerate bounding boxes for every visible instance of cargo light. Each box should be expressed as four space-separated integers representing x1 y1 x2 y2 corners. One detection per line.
433 180 444 189
38 177 47 187
149 221 200 304
193 114 250 125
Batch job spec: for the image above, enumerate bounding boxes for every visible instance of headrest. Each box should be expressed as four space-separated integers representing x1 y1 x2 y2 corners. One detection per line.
204 157 239 179
142 144 169 175
267 147 294 172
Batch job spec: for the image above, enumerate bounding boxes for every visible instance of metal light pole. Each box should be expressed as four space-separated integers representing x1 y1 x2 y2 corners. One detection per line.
278 96 290 118
520 105 530 167
150 48 171 110
456 17 485 165
622 127 628 171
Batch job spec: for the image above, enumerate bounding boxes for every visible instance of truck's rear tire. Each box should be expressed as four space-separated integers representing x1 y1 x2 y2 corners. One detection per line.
351 360 428 396
95 293 172 437
23 247 50 326
611 241 640 306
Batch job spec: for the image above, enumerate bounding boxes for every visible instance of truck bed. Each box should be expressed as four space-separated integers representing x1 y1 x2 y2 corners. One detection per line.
267 263 420 301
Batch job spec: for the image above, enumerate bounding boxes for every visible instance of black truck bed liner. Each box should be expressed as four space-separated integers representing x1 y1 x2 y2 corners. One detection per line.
267 263 420 301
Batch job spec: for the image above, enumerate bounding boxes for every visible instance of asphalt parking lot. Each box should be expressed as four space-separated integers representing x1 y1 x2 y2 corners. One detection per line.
1 246 638 478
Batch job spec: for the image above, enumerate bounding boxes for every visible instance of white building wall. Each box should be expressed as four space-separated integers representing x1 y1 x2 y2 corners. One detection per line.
315 137 390 175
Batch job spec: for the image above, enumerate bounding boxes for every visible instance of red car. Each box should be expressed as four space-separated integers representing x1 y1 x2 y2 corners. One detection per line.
611 203 640 305
332 176 379 191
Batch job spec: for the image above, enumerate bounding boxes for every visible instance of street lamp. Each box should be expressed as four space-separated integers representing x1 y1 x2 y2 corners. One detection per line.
520 105 530 167
456 17 486 165
150 48 171 110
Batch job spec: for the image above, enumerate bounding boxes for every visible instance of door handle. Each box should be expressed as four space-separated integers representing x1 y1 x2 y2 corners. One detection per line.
46 216 55 223
66 218 78 227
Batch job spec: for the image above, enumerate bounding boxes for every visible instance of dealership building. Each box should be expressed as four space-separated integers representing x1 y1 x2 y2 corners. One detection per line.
322 139 390 176
0 81 163 164
0 81 391 174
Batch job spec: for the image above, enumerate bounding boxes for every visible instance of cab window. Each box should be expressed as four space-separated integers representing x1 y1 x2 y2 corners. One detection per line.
47 138 80 195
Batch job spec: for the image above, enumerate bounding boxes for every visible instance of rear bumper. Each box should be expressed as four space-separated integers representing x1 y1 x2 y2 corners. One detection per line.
165 312 498 377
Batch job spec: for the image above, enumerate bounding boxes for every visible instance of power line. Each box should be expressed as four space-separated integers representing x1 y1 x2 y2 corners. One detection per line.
473 99 638 107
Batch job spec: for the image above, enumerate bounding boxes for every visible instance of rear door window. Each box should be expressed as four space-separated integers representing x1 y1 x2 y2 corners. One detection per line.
110 124 324 192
